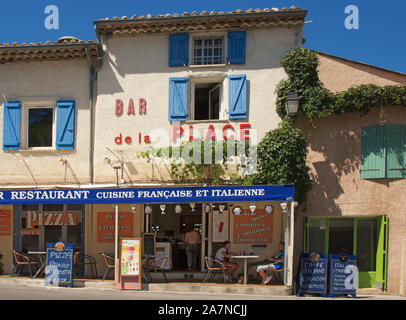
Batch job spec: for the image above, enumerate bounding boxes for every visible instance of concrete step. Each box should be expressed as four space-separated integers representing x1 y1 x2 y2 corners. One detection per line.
146 282 293 296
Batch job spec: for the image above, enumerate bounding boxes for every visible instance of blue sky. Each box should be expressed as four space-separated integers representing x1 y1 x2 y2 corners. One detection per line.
0 0 405 73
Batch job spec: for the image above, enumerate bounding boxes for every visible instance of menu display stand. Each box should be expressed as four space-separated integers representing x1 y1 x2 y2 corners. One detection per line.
119 237 142 290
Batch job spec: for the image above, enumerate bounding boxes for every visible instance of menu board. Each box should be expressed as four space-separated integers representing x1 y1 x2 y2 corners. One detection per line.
233 209 273 244
329 254 357 298
0 210 11 236
142 233 155 257
120 238 141 276
97 212 134 242
45 242 74 288
298 253 328 297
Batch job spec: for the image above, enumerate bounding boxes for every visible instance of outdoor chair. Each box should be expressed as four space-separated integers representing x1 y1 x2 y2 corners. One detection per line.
144 256 169 283
99 253 115 280
13 250 38 278
202 256 229 283
266 268 284 284
73 251 99 279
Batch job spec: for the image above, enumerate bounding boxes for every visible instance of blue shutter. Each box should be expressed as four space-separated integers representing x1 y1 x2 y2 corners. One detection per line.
169 34 189 67
227 31 246 64
228 74 247 119
3 101 21 150
56 100 75 150
169 78 188 121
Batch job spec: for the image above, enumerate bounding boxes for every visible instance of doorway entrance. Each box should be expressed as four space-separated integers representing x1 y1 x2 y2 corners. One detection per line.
304 216 388 289
144 204 204 272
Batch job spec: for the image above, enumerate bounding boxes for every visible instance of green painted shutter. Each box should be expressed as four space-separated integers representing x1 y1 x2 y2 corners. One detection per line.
375 215 388 290
386 125 406 178
361 126 386 179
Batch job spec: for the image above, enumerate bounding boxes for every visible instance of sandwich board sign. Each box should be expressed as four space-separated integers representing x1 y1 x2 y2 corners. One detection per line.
298 252 328 297
329 253 357 298
45 242 74 288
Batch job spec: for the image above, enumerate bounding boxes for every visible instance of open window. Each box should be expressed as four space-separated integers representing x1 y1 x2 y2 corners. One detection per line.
194 82 221 120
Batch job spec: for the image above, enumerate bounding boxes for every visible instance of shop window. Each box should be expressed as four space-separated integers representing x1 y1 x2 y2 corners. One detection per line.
361 125 406 179
42 204 64 212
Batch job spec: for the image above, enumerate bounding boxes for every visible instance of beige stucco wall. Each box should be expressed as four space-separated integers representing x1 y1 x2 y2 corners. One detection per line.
294 56 406 295
0 58 91 186
317 53 406 93
94 27 299 184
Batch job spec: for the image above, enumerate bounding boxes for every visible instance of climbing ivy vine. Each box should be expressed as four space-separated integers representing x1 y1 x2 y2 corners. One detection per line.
276 48 406 121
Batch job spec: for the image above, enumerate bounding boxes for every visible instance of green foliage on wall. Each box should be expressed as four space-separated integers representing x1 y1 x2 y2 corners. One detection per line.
137 139 252 185
276 48 406 121
248 121 312 205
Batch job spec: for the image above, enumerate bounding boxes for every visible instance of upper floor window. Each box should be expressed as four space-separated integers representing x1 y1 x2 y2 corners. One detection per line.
169 31 246 67
27 106 54 148
361 125 406 179
168 74 247 122
193 38 224 65
3 100 76 151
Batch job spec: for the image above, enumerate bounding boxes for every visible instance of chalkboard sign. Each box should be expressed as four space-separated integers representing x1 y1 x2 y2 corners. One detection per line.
142 233 155 257
298 253 328 297
329 253 357 298
45 242 74 288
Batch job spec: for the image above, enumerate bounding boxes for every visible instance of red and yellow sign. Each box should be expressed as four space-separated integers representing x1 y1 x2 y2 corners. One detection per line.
233 209 273 244
97 212 134 242
0 210 11 236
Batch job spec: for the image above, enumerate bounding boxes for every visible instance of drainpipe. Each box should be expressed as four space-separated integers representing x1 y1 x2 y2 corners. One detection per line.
85 44 104 184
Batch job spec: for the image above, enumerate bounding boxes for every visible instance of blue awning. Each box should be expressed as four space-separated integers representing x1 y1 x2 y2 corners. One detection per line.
0 185 294 205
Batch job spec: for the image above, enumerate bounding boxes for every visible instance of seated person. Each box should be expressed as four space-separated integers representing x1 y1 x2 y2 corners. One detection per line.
215 240 239 283
256 242 284 285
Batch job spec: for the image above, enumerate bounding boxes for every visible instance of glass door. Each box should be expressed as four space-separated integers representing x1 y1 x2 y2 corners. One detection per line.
304 218 329 254
355 218 377 288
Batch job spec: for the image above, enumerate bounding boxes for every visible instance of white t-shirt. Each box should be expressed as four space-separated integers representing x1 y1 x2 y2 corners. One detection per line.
216 247 227 261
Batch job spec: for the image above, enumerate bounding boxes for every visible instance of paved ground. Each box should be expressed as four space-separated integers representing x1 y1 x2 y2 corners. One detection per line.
0 282 405 300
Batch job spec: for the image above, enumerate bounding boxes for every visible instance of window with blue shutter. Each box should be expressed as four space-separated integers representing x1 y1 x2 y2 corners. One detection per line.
169 34 189 67
228 74 247 119
361 125 406 179
227 31 246 64
169 78 188 121
3 101 21 150
56 100 75 150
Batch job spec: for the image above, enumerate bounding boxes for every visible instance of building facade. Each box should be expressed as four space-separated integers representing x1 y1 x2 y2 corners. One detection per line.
0 7 306 286
294 52 406 295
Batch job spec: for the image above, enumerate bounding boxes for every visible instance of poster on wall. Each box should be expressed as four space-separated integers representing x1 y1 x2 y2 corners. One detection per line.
0 210 11 236
212 210 229 243
120 238 141 276
97 212 134 242
233 208 273 244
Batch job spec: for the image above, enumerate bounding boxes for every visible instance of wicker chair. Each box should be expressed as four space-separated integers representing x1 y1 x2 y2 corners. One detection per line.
13 250 38 278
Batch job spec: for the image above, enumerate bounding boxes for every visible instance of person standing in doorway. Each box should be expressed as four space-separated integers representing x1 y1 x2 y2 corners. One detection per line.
184 223 201 271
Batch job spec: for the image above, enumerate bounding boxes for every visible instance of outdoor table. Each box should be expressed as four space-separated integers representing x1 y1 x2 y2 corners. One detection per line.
231 255 259 285
28 251 46 278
